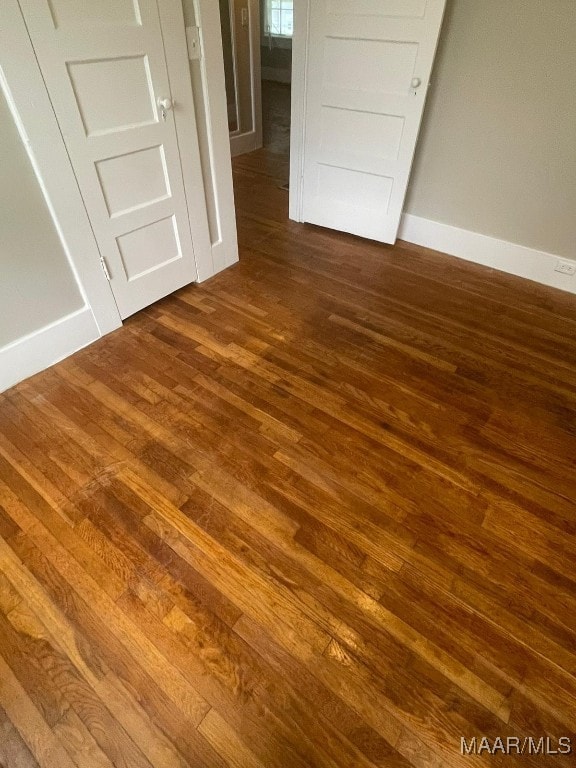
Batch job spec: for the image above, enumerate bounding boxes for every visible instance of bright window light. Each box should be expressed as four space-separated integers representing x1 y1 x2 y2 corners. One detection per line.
265 0 293 38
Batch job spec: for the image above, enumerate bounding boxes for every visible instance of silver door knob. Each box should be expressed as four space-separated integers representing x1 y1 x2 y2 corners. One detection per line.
411 77 422 89
157 97 173 121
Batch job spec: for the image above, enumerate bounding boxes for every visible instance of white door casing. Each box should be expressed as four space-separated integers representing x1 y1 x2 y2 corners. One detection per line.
298 0 447 244
229 0 263 158
191 0 240 273
18 0 213 319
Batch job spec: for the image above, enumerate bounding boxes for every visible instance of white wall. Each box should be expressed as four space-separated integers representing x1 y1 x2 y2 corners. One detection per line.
403 0 576 278
0 87 83 348
0 0 123 394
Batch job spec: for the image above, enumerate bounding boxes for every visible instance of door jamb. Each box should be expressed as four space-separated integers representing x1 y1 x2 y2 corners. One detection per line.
157 0 214 282
230 0 263 157
193 0 240 273
288 0 309 223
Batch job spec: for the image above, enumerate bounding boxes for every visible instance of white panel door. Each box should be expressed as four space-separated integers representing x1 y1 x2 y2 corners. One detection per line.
18 0 212 318
301 0 447 243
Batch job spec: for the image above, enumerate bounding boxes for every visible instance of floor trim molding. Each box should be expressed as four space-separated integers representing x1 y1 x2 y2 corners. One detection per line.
0 307 100 393
399 213 576 296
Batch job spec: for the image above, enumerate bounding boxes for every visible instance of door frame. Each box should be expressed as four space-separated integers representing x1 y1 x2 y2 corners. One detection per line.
193 0 240 273
288 0 309 223
229 0 263 157
157 0 215 285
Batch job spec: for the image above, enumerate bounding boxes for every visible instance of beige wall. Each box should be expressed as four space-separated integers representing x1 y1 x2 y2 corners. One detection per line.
405 0 576 259
0 87 83 348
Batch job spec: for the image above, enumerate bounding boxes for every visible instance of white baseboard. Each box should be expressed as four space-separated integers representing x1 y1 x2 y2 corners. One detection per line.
262 66 291 84
0 307 100 394
2 216 571 394
399 213 576 296
230 130 263 158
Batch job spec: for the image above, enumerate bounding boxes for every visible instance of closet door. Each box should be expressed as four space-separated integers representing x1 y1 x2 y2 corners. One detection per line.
19 0 213 318
301 0 447 243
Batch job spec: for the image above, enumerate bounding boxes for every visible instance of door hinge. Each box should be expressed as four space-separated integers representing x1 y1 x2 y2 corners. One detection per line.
100 256 111 282
186 26 202 61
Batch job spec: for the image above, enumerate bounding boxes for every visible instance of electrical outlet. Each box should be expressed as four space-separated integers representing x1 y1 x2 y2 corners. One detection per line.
554 259 576 276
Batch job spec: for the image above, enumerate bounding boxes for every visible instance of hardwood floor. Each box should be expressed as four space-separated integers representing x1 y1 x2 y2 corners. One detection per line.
1 151 576 767
261 79 291 159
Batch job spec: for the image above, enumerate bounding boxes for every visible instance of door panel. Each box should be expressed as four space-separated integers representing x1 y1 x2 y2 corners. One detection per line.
67 56 158 136
320 108 405 160
117 216 182 280
327 0 428 18
18 0 211 318
46 0 141 27
323 39 419 94
301 0 447 244
95 146 171 218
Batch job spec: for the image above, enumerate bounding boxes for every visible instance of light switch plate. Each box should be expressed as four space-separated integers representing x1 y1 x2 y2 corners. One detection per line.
186 26 201 61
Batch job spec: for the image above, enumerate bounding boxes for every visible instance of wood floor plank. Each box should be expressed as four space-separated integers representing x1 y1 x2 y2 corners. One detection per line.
0 705 40 768
0 533 225 767
2 146 576 766
0 655 77 768
197 708 267 768
0 523 210 727
52 708 116 768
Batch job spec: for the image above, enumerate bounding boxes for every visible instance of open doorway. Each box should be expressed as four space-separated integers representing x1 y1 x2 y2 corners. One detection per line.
215 0 449 246
219 0 263 157
219 0 293 190
261 1 292 165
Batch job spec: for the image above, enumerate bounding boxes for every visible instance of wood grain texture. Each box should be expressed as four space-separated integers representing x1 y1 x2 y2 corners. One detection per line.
1 148 576 766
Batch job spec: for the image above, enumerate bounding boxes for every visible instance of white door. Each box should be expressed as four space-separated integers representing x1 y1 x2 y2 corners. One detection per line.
18 0 212 318
300 0 447 243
